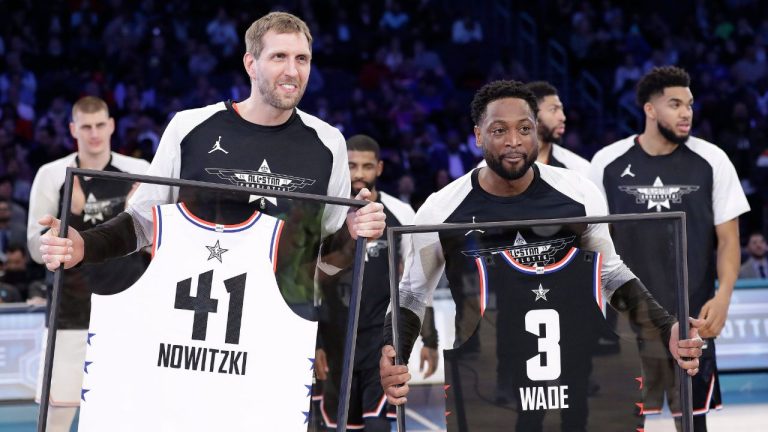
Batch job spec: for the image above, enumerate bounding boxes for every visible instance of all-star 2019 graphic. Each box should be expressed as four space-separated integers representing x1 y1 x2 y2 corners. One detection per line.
83 194 124 224
206 160 317 207
462 232 576 267
618 176 699 212
205 159 316 193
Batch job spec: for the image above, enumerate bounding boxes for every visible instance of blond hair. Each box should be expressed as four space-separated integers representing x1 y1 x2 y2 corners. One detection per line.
244 12 312 58
71 96 109 121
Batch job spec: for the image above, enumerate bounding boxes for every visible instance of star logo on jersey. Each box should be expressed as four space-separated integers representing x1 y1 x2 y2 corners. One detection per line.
208 135 229 154
513 232 527 246
366 239 388 258
621 164 635 177
206 160 316 207
462 234 575 267
532 284 550 301
83 194 123 224
206 240 228 263
618 176 699 212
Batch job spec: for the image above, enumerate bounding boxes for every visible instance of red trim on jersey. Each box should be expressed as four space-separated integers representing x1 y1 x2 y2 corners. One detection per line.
595 252 604 314
271 219 285 273
178 202 260 229
232 101 240 115
670 371 720 416
475 257 488 316
362 394 387 418
319 397 365 429
151 206 159 259
642 408 662 415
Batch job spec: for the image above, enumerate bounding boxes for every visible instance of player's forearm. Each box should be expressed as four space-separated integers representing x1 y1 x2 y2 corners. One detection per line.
81 212 138 264
419 306 438 349
317 225 355 271
610 278 677 345
26 191 59 264
383 307 422 364
715 221 741 299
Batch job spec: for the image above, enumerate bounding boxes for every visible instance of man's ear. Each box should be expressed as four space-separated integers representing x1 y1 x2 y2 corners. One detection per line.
643 102 656 120
243 52 257 80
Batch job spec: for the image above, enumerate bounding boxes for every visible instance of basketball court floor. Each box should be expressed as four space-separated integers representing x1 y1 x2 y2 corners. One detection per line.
401 373 768 431
1 372 765 431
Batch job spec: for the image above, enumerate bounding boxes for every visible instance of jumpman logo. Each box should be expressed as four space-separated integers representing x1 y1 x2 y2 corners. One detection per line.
465 216 486 236
209 136 228 154
621 164 635 178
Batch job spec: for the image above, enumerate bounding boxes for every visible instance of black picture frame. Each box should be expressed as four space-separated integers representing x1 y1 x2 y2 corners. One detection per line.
387 212 693 432
38 167 369 432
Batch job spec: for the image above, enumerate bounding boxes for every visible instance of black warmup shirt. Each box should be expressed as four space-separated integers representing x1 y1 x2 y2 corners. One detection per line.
127 101 350 250
590 135 749 317
399 163 635 321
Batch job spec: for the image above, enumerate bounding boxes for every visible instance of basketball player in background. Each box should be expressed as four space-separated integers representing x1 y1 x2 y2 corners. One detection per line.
313 135 437 430
523 81 590 176
27 96 149 431
590 66 749 431
380 80 705 430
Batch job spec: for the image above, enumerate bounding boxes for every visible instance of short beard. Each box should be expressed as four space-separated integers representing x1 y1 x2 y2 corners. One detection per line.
539 124 562 145
351 180 376 197
657 121 689 146
482 146 538 181
256 76 304 110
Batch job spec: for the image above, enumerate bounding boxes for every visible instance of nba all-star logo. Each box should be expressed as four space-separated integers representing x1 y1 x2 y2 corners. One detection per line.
83 194 124 224
365 240 388 258
462 232 575 267
619 176 699 212
206 159 316 193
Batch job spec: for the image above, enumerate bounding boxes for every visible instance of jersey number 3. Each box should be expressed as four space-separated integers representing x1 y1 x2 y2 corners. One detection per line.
525 309 561 381
174 270 246 345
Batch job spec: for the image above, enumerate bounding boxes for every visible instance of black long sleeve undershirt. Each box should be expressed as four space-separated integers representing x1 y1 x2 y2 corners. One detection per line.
610 277 678 347
81 211 138 264
383 308 422 365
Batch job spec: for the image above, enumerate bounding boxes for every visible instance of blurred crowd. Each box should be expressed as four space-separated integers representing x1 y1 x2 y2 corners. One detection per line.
1 0 767 303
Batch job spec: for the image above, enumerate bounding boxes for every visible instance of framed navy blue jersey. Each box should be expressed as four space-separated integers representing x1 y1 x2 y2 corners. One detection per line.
442 247 643 432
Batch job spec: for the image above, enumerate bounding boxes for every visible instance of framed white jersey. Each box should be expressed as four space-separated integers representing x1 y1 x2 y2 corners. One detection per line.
78 203 317 431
